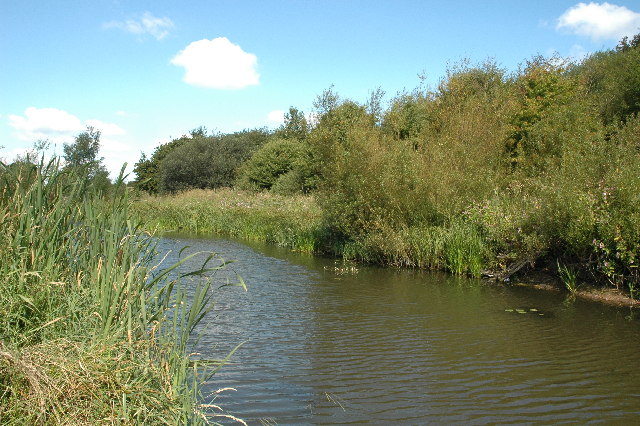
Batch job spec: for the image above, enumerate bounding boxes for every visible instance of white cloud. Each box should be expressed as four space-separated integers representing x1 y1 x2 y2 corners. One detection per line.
8 107 128 145
85 119 126 136
267 110 285 124
104 12 174 40
6 107 134 178
8 107 84 142
557 2 640 41
171 37 260 89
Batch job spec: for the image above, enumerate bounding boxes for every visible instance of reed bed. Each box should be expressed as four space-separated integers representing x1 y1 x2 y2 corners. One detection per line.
0 160 240 424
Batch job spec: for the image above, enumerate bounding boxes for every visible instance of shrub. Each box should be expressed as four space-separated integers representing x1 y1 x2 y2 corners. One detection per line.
236 138 306 191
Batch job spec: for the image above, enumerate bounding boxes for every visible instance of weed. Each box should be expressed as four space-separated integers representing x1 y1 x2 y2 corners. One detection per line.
557 260 580 295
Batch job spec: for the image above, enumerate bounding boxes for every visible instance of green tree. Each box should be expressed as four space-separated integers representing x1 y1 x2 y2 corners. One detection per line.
132 134 194 194
366 87 386 126
158 137 212 192
506 56 577 166
276 107 309 140
382 91 433 141
158 128 269 193
236 138 306 191
579 33 640 125
313 85 341 123
207 128 270 188
63 126 111 192
63 126 103 176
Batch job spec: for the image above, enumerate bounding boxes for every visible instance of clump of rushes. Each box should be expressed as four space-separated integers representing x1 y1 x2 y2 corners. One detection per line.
0 159 244 424
557 260 580 295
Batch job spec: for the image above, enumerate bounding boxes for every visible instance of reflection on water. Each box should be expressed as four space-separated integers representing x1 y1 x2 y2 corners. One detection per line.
155 235 640 424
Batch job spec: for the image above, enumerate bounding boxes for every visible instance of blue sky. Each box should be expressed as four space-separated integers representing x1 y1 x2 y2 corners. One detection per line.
2 1 639 177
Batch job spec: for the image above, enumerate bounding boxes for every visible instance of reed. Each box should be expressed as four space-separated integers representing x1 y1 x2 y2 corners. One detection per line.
557 260 580 295
0 159 240 424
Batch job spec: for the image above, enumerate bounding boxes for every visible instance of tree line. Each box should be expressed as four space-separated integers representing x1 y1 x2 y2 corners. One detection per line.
132 33 639 291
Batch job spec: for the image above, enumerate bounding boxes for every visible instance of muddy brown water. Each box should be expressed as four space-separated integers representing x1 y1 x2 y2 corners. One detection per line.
156 235 640 424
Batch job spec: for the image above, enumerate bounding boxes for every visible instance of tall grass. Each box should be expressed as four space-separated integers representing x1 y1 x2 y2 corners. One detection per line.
134 189 489 277
0 159 241 424
133 188 323 253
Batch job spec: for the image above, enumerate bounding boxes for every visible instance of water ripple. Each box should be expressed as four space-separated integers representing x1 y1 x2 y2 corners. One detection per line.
157 236 640 424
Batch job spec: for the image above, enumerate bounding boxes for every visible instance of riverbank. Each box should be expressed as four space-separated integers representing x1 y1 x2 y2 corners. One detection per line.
0 162 234 424
511 271 640 308
133 188 489 276
131 44 640 302
133 189 639 307
133 188 324 253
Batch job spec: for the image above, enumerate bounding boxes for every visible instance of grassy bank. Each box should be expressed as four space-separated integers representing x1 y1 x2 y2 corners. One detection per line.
0 161 240 424
133 189 489 277
134 177 640 299
134 189 324 253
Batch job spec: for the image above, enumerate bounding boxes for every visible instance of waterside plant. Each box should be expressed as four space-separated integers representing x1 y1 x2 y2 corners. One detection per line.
0 159 241 424
133 188 323 254
133 189 490 277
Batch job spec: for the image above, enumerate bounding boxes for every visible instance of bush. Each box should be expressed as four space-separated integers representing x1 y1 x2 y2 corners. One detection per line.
236 138 306 191
135 37 640 289
159 129 269 193
133 136 188 194
159 137 213 192
579 40 640 125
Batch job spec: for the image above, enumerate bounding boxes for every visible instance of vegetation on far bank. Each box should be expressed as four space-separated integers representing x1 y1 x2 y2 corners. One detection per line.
132 35 640 296
135 188 323 253
0 157 243 424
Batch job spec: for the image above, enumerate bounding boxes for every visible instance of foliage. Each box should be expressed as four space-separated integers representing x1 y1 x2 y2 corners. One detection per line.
236 137 316 194
557 261 580 295
134 189 322 253
235 137 300 190
133 130 196 194
0 159 242 423
312 85 341 119
275 107 309 140
382 90 434 141
133 34 640 291
62 126 112 193
62 126 102 171
579 38 640 125
161 129 268 193
303 45 640 287
159 136 215 192
506 56 578 167
153 129 269 194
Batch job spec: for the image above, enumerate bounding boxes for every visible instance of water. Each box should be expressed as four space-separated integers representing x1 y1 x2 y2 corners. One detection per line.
155 235 640 424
